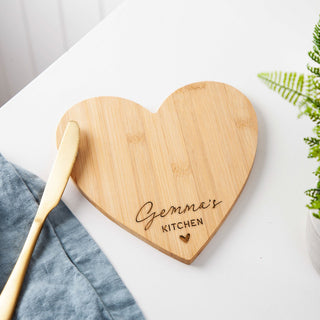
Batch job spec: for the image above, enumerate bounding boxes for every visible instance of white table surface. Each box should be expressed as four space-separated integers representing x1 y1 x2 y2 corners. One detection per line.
1 0 320 319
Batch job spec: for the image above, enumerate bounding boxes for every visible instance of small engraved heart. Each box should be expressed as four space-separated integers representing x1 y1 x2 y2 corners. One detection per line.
180 233 190 243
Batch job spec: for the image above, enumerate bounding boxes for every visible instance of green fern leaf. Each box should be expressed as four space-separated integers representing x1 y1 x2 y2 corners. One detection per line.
313 77 320 90
309 51 320 64
313 17 320 51
314 166 320 178
307 65 320 77
314 126 320 139
304 110 320 124
259 16 320 219
313 212 320 219
304 137 320 147
300 76 320 110
305 188 320 198
308 144 320 160
258 72 315 106
307 202 320 210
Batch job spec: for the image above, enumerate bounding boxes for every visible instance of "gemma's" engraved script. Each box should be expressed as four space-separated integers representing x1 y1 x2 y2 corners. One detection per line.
135 199 222 231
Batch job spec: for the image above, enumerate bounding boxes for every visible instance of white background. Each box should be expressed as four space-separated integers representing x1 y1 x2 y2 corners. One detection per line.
1 0 320 319
0 0 123 106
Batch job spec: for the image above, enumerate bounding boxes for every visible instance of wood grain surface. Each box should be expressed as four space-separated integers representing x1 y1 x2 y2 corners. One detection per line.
56 81 258 264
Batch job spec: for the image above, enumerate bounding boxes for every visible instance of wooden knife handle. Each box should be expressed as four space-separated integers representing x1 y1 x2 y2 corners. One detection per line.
0 121 79 320
0 219 44 320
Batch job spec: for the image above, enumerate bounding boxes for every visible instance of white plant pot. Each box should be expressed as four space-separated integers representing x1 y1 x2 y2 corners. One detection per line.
306 212 320 273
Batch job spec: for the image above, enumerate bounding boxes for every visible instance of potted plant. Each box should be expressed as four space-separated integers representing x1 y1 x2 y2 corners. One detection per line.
258 16 320 272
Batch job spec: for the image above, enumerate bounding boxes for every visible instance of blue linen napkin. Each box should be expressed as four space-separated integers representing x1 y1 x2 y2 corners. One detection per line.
0 154 145 320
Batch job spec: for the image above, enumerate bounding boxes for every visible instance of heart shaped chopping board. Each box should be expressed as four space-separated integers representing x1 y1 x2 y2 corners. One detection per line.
56 81 258 264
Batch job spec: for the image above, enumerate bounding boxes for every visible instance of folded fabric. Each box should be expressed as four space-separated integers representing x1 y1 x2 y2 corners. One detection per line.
0 154 145 320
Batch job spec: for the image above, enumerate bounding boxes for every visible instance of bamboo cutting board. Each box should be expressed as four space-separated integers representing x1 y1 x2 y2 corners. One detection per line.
56 81 258 264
